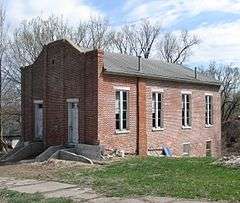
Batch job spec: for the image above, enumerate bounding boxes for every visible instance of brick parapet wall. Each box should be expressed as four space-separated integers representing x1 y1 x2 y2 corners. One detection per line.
22 40 100 147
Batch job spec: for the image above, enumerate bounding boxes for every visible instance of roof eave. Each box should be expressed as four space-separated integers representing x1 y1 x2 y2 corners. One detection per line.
104 70 221 87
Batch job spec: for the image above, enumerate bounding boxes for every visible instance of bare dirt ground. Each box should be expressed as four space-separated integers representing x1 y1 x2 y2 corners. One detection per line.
0 159 93 181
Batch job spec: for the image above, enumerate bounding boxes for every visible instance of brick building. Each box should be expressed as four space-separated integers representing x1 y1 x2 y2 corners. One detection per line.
21 39 221 157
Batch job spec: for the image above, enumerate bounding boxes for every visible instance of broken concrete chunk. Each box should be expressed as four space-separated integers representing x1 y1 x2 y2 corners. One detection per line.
58 150 93 164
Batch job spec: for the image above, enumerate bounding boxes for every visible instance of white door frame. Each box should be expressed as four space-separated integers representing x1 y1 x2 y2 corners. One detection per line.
67 98 79 145
34 100 43 140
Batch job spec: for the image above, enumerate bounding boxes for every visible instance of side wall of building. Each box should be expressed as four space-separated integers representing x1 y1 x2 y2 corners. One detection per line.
21 49 45 142
98 72 221 157
145 80 221 157
98 74 138 153
21 67 33 142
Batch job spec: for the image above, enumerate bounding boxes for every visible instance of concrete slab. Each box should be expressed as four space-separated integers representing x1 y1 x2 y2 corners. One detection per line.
89 197 174 203
0 178 45 188
87 197 119 203
45 187 93 198
72 191 101 200
9 181 76 194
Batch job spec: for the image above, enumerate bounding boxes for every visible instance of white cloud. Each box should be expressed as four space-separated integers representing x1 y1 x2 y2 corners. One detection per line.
189 20 240 65
124 0 240 66
5 0 240 66
7 0 103 27
124 0 240 27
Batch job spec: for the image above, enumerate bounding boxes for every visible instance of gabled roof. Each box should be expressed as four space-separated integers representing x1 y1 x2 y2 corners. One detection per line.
103 52 220 86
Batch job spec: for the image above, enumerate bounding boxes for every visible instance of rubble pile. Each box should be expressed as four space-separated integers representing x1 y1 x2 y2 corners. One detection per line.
102 149 126 160
217 155 240 167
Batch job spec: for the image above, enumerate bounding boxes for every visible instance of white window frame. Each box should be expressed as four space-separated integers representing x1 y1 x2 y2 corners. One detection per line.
114 86 130 91
152 91 164 130
115 89 129 133
67 98 79 103
205 94 213 127
34 100 43 104
182 93 191 129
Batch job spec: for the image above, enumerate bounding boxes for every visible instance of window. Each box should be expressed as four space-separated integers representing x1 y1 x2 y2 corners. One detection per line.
152 92 163 129
182 94 191 127
183 143 190 156
206 141 212 157
205 95 213 126
116 90 128 132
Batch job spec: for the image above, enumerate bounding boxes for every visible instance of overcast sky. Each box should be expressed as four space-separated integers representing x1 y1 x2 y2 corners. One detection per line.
5 0 240 67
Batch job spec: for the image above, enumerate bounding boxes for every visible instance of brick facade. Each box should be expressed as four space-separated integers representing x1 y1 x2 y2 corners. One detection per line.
21 40 221 157
21 40 100 147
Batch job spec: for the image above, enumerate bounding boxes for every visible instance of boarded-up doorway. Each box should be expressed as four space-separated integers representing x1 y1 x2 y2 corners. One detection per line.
67 99 79 145
34 100 43 140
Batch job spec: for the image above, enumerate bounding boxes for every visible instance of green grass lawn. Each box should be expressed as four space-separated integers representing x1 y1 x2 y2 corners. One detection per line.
58 157 240 201
0 189 72 203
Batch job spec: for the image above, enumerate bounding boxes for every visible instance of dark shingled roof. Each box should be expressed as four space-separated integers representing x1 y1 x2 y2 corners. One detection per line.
103 52 220 86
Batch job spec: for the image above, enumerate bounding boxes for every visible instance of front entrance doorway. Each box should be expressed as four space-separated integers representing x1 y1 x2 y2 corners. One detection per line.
67 99 79 145
34 100 43 140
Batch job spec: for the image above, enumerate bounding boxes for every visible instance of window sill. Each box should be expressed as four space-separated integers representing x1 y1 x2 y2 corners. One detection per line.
182 126 192 130
116 130 130 135
152 127 164 132
205 124 213 128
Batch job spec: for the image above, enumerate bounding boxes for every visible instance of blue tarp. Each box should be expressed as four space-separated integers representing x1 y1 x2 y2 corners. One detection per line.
162 147 172 157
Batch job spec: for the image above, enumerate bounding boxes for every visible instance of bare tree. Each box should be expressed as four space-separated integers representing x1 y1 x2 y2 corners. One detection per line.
87 17 113 50
71 21 89 47
5 16 115 85
138 20 161 58
113 20 161 58
200 61 240 122
4 16 72 85
157 30 200 64
112 30 132 55
0 1 6 150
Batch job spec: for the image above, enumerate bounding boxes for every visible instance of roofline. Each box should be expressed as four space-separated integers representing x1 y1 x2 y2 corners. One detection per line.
104 70 221 87
20 39 221 88
22 38 97 69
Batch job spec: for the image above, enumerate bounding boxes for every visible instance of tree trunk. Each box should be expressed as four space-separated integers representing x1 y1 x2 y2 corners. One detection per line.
0 58 2 151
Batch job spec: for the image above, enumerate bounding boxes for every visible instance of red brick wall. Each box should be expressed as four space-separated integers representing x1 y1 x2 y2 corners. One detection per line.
84 50 101 145
22 40 100 147
63 44 85 144
44 42 66 146
145 80 221 157
98 74 138 154
21 67 33 142
21 50 46 142
137 78 148 156
98 73 221 157
44 41 100 146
